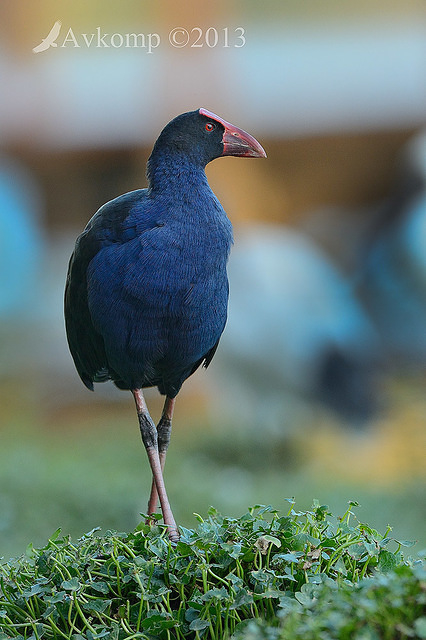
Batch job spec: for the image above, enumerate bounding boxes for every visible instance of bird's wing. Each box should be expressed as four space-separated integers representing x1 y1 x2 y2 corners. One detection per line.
65 244 108 389
65 189 147 389
32 21 62 52
202 339 221 369
48 20 62 40
32 41 49 53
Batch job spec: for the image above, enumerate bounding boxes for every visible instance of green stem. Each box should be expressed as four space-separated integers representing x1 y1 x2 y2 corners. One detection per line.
73 594 97 633
325 537 363 573
120 618 150 639
47 615 71 639
115 539 137 559
207 567 229 586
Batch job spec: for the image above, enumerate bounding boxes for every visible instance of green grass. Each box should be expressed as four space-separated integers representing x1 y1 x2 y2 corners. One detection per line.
0 502 424 639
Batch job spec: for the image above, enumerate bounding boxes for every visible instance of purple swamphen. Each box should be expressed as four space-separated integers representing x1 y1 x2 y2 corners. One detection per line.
64 108 266 541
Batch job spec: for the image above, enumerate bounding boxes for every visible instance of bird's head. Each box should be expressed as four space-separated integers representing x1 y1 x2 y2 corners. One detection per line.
149 108 266 170
198 107 267 161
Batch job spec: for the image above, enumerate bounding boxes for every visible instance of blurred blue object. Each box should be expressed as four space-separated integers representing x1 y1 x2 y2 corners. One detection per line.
214 225 380 431
360 129 426 366
0 158 43 318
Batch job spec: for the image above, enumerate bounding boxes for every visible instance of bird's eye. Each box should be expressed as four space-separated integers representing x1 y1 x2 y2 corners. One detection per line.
205 122 215 132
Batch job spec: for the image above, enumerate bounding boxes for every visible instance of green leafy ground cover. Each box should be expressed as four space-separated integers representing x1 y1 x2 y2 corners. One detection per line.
1 405 425 563
1 502 424 639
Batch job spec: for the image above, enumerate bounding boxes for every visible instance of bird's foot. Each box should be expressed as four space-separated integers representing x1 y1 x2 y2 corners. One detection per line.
167 525 180 545
144 508 179 543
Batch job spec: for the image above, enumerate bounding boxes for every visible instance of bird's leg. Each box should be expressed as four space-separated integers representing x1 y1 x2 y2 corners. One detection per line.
132 389 179 543
147 396 176 516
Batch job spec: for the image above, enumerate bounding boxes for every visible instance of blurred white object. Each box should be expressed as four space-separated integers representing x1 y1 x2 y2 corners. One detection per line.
212 225 380 432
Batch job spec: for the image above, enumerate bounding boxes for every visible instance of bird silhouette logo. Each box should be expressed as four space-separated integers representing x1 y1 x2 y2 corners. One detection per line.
33 21 62 53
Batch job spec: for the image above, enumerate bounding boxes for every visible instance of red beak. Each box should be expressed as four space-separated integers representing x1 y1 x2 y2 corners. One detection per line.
199 108 267 159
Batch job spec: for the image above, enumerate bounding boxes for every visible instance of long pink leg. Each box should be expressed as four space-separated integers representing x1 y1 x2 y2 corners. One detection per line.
147 396 176 516
132 390 179 543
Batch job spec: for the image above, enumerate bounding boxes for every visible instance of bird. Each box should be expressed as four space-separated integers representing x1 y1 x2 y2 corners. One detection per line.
359 129 426 366
215 226 379 433
64 108 266 542
33 21 62 53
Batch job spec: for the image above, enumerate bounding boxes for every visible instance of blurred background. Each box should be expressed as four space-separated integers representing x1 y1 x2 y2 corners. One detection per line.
0 0 425 560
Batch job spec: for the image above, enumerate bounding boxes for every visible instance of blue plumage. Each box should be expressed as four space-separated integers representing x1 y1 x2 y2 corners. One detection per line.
64 108 266 541
66 164 233 396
